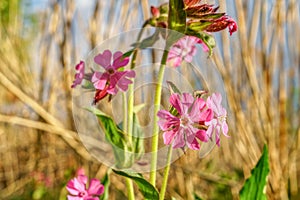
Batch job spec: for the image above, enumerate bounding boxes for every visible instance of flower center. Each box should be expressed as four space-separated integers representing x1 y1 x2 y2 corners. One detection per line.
217 115 227 123
180 115 190 127
182 48 189 57
108 68 115 74
78 191 87 197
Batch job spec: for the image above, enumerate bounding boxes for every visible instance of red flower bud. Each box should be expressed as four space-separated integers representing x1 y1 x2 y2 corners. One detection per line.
151 6 160 18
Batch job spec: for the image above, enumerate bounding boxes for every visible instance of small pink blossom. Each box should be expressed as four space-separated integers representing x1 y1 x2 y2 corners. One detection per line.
66 169 104 200
167 36 208 67
92 50 135 95
71 61 85 88
205 93 229 146
157 93 212 150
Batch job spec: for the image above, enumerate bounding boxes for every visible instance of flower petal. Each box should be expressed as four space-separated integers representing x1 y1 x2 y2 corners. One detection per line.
87 179 104 196
181 93 194 108
187 138 200 150
71 61 85 88
189 97 206 120
66 176 86 195
66 179 80 195
221 121 229 137
67 195 82 200
163 131 177 145
92 72 108 90
94 50 112 69
172 127 185 149
169 93 183 115
113 51 129 69
195 129 209 142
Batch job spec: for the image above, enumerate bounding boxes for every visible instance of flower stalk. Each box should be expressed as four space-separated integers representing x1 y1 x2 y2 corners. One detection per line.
159 145 173 200
150 49 169 186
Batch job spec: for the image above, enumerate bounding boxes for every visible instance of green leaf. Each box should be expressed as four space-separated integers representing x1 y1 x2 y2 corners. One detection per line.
87 107 131 168
131 29 160 49
113 170 159 200
81 80 95 89
100 172 111 200
168 0 186 33
123 49 135 58
167 81 181 94
194 193 203 200
239 145 270 200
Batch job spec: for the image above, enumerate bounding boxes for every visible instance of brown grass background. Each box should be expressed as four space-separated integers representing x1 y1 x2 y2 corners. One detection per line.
0 0 299 199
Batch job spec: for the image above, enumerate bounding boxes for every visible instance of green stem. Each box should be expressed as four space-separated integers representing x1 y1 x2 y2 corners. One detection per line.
159 145 173 200
122 93 128 138
124 25 148 200
125 178 135 200
150 49 169 186
123 91 134 200
127 24 148 150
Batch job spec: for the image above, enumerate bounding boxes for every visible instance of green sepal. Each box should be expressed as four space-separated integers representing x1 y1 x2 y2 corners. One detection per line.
186 30 216 56
188 21 213 32
189 12 225 20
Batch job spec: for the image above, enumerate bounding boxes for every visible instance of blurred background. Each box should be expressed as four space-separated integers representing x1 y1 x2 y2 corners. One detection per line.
0 0 299 199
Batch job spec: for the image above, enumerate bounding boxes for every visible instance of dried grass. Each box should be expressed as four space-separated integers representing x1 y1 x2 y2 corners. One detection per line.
0 0 299 199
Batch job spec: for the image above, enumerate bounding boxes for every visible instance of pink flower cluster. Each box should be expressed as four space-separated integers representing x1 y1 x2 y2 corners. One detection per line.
71 50 135 104
66 168 104 200
157 92 229 150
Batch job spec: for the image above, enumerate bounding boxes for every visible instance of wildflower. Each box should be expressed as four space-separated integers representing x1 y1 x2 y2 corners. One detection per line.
205 93 229 146
92 50 135 95
157 93 212 150
71 61 85 88
167 36 207 67
66 169 104 200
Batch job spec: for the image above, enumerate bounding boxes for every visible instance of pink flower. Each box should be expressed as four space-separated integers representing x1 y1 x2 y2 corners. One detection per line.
167 36 208 67
92 50 135 95
66 170 104 200
205 93 229 146
71 61 85 88
157 93 212 150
